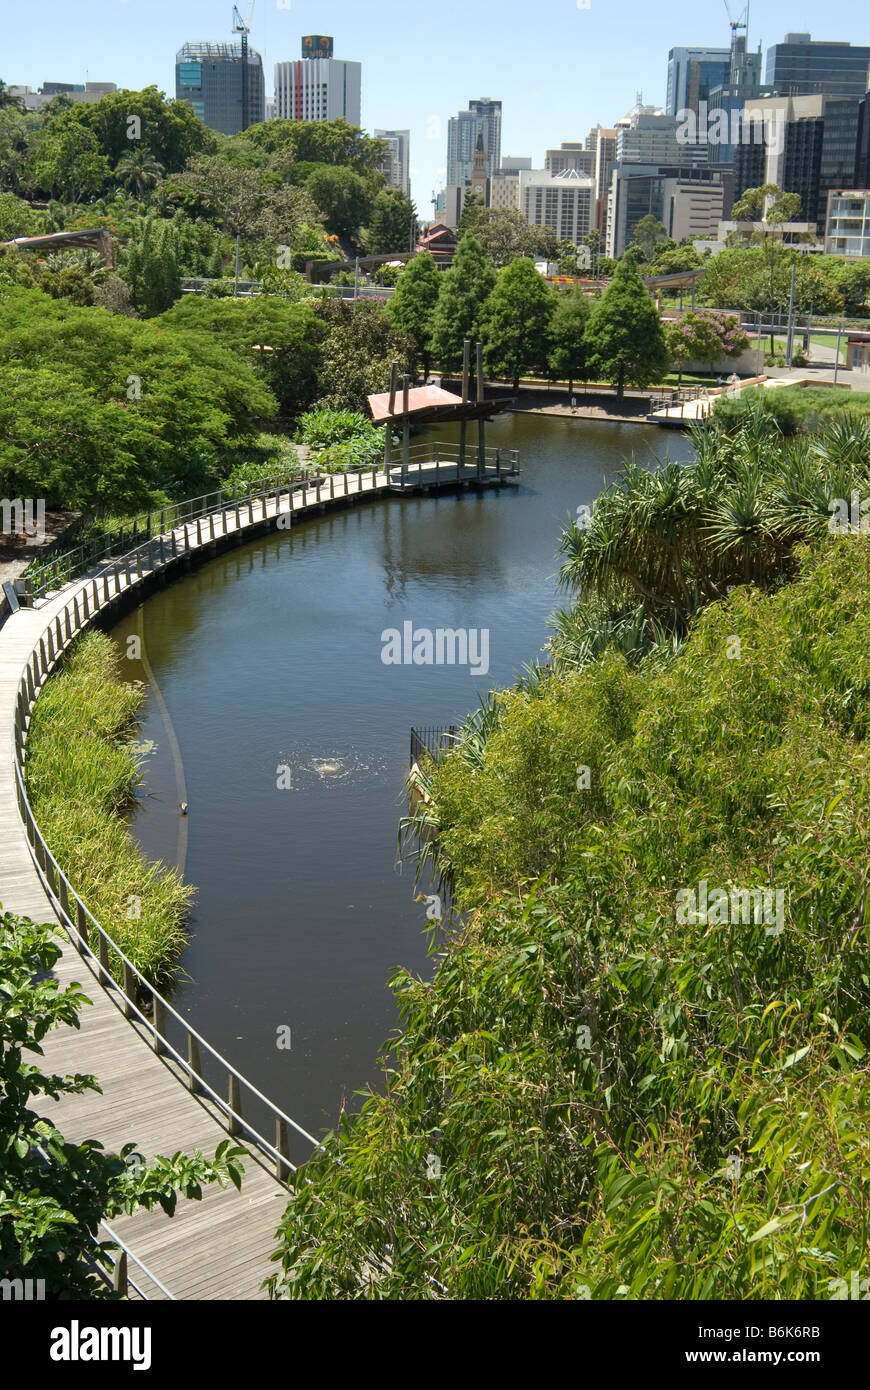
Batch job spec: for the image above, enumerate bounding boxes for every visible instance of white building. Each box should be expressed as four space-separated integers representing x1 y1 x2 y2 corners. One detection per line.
518 168 595 244
375 129 410 197
825 189 870 258
274 51 361 125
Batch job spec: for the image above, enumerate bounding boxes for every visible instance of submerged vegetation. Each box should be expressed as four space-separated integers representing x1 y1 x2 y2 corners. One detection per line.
25 631 192 983
270 408 870 1300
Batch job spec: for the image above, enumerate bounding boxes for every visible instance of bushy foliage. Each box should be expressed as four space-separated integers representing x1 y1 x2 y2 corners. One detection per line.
0 903 245 1296
0 287 275 507
295 408 384 471
270 538 870 1299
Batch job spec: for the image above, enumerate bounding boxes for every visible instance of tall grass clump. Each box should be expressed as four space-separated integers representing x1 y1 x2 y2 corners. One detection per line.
24 630 193 984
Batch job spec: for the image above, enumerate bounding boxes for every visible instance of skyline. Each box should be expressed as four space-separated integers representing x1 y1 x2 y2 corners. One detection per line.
5 1 870 213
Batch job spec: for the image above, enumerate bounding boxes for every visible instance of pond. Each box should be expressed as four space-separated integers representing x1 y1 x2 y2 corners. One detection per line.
110 412 694 1140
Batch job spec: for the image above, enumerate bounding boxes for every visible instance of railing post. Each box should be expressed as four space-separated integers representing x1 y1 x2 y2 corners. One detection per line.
98 931 109 977
122 962 136 1018
153 997 167 1055
228 1074 241 1135
276 1118 290 1183
112 1251 128 1298
76 899 89 947
187 1034 202 1092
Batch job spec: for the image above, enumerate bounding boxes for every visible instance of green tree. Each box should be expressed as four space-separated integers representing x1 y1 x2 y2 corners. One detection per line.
27 118 111 202
114 149 164 199
158 294 323 416
245 118 386 174
305 165 374 242
479 257 555 390
584 253 669 400
0 905 246 1296
549 285 592 393
386 251 441 376
68 86 215 172
123 215 182 315
0 190 45 239
457 190 484 235
429 234 496 373
630 215 672 264
473 207 558 267
312 297 414 412
0 105 32 192
364 187 417 254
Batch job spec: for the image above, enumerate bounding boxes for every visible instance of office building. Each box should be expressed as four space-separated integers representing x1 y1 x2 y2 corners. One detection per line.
606 165 731 257
666 46 732 116
618 107 708 165
374 129 410 196
765 34 870 100
518 168 595 244
592 126 619 234
734 93 864 230
274 38 361 125
446 98 502 186
8 81 116 112
176 42 265 134
545 143 595 176
825 189 870 257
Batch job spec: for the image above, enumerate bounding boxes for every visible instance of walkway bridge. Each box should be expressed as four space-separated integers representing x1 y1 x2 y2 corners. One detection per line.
0 458 519 1297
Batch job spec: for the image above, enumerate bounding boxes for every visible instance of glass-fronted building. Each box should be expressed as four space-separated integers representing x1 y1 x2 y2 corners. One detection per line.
175 42 265 135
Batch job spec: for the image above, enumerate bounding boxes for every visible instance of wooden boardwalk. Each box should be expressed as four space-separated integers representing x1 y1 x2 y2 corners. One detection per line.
0 460 520 1298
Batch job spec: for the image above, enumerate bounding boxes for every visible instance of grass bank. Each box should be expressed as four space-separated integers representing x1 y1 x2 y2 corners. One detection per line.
25 630 193 984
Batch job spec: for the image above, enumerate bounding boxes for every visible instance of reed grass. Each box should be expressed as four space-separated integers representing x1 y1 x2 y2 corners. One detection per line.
25 630 193 984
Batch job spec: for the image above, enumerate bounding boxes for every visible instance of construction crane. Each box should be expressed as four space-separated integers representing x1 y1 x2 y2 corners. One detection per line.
232 2 255 130
724 2 749 85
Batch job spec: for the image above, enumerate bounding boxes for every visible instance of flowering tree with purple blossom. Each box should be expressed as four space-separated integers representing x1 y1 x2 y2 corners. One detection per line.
664 310 750 387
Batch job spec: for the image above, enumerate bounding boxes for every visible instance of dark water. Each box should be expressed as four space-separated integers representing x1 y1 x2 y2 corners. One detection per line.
110 413 693 1141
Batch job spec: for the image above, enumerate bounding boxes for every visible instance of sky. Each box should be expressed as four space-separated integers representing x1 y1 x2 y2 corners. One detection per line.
4 0 870 212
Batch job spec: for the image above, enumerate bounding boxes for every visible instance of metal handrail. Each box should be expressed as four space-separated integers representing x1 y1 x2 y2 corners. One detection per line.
9 456 520 1176
11 520 326 1179
22 472 313 603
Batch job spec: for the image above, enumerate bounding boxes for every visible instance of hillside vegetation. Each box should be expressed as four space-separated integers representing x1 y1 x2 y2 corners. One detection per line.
270 534 870 1299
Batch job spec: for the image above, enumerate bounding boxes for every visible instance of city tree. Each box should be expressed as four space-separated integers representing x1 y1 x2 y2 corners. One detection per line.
479 257 555 390
549 285 592 394
364 187 417 254
584 252 669 400
429 234 496 373
386 251 441 376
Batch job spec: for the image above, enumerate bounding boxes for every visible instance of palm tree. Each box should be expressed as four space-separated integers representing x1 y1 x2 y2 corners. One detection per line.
113 151 164 200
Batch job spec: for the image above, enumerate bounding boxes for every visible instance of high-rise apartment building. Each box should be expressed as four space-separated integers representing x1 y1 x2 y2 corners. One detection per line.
765 33 870 100
374 129 410 196
825 189 870 257
274 37 361 125
446 98 502 186
176 42 265 134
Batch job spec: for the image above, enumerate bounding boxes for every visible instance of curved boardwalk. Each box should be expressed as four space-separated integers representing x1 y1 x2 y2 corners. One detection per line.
0 460 518 1298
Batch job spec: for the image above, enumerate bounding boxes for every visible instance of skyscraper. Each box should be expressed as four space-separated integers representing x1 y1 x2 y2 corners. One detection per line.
666 46 732 116
274 38 361 125
446 98 502 186
765 34 870 100
734 93 865 230
175 42 265 134
374 129 411 196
